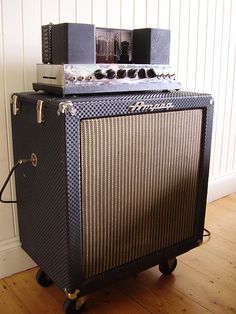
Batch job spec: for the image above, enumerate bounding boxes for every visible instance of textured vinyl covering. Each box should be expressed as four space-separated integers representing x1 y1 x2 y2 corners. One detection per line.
80 109 202 279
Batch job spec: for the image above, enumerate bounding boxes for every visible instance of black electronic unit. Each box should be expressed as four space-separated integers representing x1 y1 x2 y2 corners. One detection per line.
51 23 96 64
11 90 214 313
41 23 171 66
133 28 170 64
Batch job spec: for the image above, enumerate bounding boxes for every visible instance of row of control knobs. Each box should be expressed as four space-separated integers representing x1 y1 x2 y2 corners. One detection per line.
93 68 175 80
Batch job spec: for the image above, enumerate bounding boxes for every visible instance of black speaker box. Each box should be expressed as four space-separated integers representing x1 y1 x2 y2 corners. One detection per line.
11 91 213 314
133 28 170 64
51 23 96 64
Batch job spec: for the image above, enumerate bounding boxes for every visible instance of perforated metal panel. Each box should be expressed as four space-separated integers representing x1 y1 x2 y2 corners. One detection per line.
80 109 202 279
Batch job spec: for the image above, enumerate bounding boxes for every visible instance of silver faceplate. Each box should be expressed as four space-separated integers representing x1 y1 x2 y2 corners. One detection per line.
37 63 180 87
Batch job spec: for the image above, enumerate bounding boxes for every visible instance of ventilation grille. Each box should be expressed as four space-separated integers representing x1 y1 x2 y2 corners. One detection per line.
80 110 202 279
42 24 52 64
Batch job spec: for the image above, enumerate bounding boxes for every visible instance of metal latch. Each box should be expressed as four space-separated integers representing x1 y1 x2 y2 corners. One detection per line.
57 101 77 116
12 95 21 115
36 100 45 124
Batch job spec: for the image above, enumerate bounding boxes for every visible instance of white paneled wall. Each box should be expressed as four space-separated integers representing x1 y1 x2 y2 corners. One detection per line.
0 0 235 277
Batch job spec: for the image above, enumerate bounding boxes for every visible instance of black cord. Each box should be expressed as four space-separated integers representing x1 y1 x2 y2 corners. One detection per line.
203 228 211 237
0 161 21 203
0 158 32 204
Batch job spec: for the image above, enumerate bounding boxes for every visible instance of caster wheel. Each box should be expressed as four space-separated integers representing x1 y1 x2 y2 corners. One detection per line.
63 298 86 314
159 257 177 275
36 269 53 287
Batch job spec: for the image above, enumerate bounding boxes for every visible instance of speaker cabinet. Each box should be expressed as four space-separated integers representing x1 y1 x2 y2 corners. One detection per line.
11 91 213 306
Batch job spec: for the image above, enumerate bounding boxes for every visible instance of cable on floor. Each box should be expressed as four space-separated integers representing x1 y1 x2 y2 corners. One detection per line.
203 228 211 237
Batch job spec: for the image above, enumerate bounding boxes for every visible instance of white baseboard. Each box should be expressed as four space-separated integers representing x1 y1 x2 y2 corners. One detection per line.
207 171 236 203
0 238 36 279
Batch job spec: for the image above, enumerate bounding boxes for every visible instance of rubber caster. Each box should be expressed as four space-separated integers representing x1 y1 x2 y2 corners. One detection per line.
159 257 177 275
36 269 53 287
63 297 87 314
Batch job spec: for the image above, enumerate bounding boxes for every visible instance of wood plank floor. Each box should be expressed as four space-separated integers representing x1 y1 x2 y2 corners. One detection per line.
1 194 236 314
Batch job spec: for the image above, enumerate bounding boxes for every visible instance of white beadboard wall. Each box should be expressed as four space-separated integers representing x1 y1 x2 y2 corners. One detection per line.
0 0 236 277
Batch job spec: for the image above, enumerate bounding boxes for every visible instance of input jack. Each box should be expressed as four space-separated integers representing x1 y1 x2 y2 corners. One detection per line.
77 76 84 81
85 75 93 81
70 75 77 82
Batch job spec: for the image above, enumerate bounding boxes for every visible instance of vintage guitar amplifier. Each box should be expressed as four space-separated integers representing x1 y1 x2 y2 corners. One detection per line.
11 91 213 313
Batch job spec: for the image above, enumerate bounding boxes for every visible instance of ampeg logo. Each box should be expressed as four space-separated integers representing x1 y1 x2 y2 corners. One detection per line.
128 101 174 113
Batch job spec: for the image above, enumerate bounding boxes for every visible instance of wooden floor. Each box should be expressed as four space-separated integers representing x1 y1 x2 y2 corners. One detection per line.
1 194 236 314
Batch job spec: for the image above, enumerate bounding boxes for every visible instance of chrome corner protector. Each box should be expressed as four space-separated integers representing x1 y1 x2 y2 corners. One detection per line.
64 288 80 300
57 101 77 116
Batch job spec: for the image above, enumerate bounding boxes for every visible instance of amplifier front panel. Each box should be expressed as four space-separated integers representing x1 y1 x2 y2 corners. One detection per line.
80 109 202 279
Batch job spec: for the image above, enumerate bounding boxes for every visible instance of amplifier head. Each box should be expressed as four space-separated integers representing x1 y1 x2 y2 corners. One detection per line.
41 23 171 65
11 91 213 295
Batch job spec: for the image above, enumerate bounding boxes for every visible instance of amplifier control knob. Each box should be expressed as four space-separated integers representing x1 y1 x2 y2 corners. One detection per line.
147 68 156 78
138 68 146 79
117 69 126 78
94 69 105 79
127 69 137 78
106 69 116 79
